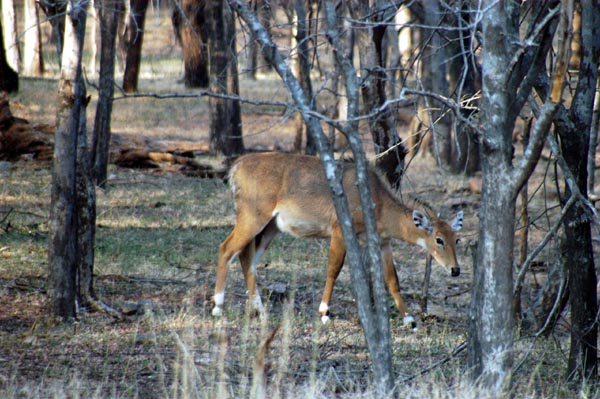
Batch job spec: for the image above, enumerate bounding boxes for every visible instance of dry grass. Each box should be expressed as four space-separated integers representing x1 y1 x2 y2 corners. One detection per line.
0 137 587 398
1 4 597 398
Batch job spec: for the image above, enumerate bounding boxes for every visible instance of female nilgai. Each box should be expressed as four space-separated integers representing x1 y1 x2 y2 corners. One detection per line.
211 152 463 327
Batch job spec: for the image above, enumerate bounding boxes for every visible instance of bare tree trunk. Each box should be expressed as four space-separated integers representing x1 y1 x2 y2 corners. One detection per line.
420 0 451 167
0 17 18 93
557 1 599 380
2 0 21 71
469 1 562 393
293 0 316 155
347 0 405 190
171 0 209 88
49 0 89 321
447 4 480 175
87 0 99 75
38 0 66 64
122 0 149 93
245 0 271 79
23 0 44 76
207 0 243 156
76 88 97 309
587 77 600 194
92 0 121 188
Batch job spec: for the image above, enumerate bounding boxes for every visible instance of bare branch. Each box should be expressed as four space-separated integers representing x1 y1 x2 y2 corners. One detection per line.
513 192 576 301
402 88 480 130
511 100 559 198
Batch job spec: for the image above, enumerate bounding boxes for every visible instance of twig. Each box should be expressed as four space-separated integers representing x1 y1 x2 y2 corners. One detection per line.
0 207 13 226
81 294 124 321
513 193 577 299
397 341 467 384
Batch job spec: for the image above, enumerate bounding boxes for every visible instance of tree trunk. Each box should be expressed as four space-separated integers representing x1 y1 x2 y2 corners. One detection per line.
48 0 89 321
471 11 518 391
171 0 209 88
2 0 21 71
92 0 121 188
447 4 480 175
245 0 271 79
0 17 18 92
207 0 243 156
23 0 44 76
38 0 66 64
557 0 599 380
122 0 149 93
420 0 451 167
469 1 560 393
293 0 316 155
76 92 97 309
347 1 405 190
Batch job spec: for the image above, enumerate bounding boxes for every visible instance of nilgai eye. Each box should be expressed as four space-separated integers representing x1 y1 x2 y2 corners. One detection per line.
436 237 445 246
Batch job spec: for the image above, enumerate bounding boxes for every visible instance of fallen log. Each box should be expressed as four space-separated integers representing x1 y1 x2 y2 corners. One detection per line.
0 94 225 178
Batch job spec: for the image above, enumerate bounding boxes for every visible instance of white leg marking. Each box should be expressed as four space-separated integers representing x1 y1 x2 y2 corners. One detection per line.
319 302 330 324
403 315 417 330
252 294 264 311
212 292 225 317
319 302 329 314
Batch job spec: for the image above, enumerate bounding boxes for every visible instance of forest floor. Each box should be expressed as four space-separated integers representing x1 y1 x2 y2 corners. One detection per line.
0 5 597 399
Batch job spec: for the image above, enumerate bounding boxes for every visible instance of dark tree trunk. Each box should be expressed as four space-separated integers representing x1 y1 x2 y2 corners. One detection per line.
38 0 66 64
207 0 243 156
447 4 481 175
556 1 599 380
76 88 97 309
245 0 271 79
48 0 89 321
347 1 405 190
293 0 316 155
0 17 18 93
171 0 209 88
122 0 149 93
92 0 121 188
420 0 451 167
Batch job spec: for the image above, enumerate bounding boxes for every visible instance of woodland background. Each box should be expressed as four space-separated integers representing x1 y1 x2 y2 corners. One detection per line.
1 1 600 398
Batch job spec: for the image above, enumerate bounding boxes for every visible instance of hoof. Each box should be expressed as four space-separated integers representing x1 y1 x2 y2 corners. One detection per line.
212 307 223 317
403 315 417 330
321 314 330 324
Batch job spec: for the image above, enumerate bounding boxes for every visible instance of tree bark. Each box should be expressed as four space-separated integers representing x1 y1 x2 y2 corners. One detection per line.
346 0 405 190
420 0 451 167
469 1 561 393
0 17 18 93
2 0 21 71
447 4 480 175
207 0 243 156
92 0 121 188
38 0 66 64
556 0 599 380
49 0 89 321
122 0 149 93
293 0 316 155
23 0 44 76
171 0 209 88
245 0 271 79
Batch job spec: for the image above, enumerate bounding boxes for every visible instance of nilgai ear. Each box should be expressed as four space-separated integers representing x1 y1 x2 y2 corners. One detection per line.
413 210 433 234
452 210 464 232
